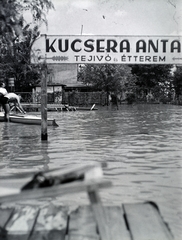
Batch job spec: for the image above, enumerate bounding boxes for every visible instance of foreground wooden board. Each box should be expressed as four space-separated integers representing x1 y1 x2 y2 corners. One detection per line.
68 205 99 240
29 204 68 240
0 207 15 239
0 207 14 228
0 203 174 240
68 205 131 240
123 202 174 240
5 206 39 240
103 206 131 240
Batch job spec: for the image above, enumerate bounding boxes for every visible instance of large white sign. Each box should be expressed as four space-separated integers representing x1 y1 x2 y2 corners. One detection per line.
31 35 182 64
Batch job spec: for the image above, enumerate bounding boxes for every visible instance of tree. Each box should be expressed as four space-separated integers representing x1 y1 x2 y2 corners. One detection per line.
172 65 182 101
0 0 54 42
0 0 54 91
78 64 137 105
0 24 43 91
130 64 173 102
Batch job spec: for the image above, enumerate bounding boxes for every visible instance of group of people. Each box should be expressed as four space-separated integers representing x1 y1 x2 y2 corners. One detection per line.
0 81 26 121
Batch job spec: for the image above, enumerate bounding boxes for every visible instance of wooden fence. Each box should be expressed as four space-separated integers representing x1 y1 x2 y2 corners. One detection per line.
16 91 107 106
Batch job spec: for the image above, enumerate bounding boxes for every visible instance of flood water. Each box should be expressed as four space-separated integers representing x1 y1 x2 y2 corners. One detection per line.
0 104 182 239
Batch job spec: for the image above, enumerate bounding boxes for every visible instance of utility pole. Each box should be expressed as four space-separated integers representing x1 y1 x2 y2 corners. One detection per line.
41 61 48 141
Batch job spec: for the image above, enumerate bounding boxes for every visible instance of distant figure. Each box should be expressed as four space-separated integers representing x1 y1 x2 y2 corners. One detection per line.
146 92 154 103
5 93 26 114
0 82 10 121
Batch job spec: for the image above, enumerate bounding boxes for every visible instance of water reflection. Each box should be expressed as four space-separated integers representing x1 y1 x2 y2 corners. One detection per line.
0 104 182 239
0 122 50 172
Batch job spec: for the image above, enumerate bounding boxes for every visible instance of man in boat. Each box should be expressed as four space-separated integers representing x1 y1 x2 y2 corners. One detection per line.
0 81 10 121
4 93 26 114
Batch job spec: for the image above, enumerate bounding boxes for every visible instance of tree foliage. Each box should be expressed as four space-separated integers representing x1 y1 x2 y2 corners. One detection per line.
0 0 54 91
78 64 136 94
130 64 173 101
78 64 175 103
0 0 54 42
172 66 182 99
0 24 42 91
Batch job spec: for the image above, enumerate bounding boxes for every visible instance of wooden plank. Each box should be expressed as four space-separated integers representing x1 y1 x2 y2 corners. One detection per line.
103 206 131 240
68 205 131 240
87 190 110 240
22 163 106 190
5 205 39 240
42 162 107 180
0 207 14 239
123 202 174 240
0 163 106 192
29 204 68 240
67 205 99 240
0 207 14 227
0 179 111 204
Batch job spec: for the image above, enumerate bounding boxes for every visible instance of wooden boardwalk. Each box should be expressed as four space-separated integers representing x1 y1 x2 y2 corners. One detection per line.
0 164 174 240
0 202 173 240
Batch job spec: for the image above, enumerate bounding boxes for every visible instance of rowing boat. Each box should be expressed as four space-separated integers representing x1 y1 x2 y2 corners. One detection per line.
0 112 58 126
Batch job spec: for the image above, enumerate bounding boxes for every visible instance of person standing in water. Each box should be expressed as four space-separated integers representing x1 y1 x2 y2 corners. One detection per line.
5 92 26 114
0 81 10 121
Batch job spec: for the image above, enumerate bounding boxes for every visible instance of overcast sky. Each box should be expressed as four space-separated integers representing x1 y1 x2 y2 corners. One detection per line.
39 0 182 36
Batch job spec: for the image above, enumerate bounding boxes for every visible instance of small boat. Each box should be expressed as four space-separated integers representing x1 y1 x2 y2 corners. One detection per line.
0 112 58 126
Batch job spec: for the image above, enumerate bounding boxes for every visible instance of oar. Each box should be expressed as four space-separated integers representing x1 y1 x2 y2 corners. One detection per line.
10 105 25 115
90 104 95 110
0 163 110 202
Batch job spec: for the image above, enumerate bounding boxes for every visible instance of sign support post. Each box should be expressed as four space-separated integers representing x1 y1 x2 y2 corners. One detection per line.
41 61 48 141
